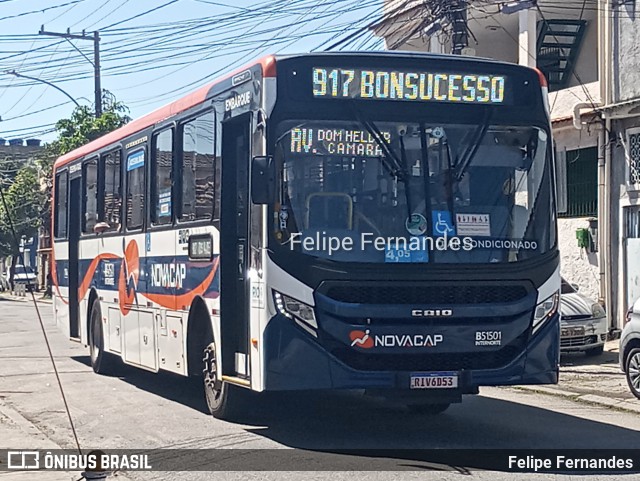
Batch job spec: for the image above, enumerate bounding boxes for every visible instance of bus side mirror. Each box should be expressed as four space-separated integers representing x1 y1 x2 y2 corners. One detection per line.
251 156 274 205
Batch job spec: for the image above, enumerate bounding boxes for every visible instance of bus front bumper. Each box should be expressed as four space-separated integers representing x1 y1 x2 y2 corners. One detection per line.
263 313 559 391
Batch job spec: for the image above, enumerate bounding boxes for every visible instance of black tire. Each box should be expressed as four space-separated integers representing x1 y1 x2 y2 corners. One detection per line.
89 301 119 374
406 403 451 415
202 341 248 420
585 345 605 357
625 347 640 400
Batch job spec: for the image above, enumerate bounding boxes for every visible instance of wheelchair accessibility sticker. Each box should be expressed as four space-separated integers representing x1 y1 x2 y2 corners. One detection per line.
431 211 456 237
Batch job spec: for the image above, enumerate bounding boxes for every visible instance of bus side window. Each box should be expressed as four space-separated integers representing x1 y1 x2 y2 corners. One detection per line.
102 150 122 231
126 149 146 230
82 159 98 234
54 170 68 239
181 111 215 222
152 129 174 225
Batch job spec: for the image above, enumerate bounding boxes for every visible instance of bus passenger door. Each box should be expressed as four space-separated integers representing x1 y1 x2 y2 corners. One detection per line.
220 113 251 378
68 177 81 339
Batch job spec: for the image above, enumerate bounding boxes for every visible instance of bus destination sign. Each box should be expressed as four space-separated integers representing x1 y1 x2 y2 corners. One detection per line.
312 67 508 105
289 127 391 157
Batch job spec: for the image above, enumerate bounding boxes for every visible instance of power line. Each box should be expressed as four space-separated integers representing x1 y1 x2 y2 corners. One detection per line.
0 0 87 23
1 101 71 122
0 0 381 128
100 0 181 30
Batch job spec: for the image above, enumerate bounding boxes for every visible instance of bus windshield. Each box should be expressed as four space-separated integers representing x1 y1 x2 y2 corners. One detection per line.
273 119 555 264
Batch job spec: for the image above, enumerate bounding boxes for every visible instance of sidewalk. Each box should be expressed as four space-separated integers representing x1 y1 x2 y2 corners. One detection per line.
517 340 640 414
0 292 52 304
0 400 81 480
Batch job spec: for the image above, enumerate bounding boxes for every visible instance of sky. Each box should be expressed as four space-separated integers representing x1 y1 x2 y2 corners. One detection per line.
0 0 384 143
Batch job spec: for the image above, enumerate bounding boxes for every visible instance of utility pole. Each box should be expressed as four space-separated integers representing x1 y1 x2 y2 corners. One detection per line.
38 26 102 117
449 1 468 55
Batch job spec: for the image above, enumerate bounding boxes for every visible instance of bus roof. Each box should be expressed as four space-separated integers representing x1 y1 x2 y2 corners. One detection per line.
54 55 277 170
53 51 543 170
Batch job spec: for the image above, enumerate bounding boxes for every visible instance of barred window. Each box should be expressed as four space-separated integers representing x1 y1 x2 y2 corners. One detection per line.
558 147 597 218
627 130 640 186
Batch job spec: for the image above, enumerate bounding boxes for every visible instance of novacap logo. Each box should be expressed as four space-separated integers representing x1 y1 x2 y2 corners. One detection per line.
349 329 374 348
349 329 443 349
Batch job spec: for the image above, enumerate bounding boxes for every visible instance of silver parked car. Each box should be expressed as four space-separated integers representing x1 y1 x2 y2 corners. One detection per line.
620 298 640 399
560 278 608 356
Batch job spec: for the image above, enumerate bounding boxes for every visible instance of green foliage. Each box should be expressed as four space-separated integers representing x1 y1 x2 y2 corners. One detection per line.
0 165 46 257
0 96 130 258
46 100 131 158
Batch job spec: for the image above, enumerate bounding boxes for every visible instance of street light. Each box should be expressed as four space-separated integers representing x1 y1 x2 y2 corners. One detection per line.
501 0 537 15
6 70 80 108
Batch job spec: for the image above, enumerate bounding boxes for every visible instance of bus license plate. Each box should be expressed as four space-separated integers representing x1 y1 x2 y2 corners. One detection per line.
410 372 458 389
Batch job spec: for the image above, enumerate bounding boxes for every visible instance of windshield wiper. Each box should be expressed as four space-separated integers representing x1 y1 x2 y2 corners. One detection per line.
349 105 407 180
348 103 413 214
454 109 493 182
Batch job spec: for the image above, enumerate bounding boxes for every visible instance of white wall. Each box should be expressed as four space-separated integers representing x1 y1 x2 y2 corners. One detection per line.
558 217 600 301
554 123 601 301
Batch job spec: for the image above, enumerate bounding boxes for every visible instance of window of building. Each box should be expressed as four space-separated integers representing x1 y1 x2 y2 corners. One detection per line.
557 147 597 218
126 149 146 229
82 159 98 234
626 128 640 187
54 170 68 238
102 150 122 231
152 129 174 225
182 111 215 222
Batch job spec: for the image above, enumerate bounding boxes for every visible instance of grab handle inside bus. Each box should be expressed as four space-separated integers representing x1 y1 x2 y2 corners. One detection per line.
251 155 275 204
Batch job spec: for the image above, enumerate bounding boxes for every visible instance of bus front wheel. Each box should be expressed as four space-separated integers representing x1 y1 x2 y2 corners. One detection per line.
89 301 119 375
203 342 246 420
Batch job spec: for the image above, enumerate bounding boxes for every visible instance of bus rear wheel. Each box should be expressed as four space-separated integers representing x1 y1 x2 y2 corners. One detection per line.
89 301 119 375
203 342 247 420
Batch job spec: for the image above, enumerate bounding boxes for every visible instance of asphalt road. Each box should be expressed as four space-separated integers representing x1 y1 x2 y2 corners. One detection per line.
1 297 640 481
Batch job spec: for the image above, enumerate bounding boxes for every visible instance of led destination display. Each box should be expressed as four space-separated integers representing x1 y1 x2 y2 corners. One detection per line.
312 67 508 104
289 127 392 157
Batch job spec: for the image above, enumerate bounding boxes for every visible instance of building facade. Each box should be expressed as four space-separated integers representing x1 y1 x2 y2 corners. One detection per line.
0 138 46 288
606 0 640 330
374 0 637 328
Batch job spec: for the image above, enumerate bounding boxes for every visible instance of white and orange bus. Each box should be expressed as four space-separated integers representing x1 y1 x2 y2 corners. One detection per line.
53 52 560 419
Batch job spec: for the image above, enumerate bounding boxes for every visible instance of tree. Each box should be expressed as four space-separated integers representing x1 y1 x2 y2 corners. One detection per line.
0 94 131 289
37 96 131 237
0 165 47 284
46 96 131 158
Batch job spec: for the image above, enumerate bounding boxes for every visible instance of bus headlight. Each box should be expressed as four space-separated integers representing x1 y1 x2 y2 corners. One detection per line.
532 292 559 334
273 291 318 330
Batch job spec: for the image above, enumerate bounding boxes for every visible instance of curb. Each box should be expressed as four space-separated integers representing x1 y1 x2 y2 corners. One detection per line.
0 293 52 304
515 385 640 414
0 400 133 479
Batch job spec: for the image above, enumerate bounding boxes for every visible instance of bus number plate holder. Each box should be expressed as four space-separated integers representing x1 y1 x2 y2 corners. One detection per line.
410 372 458 389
